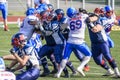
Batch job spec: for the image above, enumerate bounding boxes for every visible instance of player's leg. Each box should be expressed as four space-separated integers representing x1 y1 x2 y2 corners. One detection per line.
40 57 50 77
66 61 77 75
92 43 114 76
73 49 90 72
16 67 40 80
47 53 58 74
1 3 9 31
107 35 114 48
38 45 51 77
77 43 92 76
102 42 120 77
54 43 72 78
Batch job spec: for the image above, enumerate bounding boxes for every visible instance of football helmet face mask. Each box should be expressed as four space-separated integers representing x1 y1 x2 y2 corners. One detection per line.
55 9 64 21
67 7 77 18
47 12 57 21
47 4 54 12
104 6 113 17
40 11 49 20
11 33 27 47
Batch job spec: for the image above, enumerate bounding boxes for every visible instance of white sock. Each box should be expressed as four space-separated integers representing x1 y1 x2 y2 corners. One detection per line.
57 59 67 76
78 56 91 69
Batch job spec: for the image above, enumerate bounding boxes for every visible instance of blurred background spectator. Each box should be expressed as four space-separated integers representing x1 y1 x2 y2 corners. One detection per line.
0 0 9 31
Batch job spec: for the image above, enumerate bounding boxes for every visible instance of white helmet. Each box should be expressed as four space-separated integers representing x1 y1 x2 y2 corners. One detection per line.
0 57 5 71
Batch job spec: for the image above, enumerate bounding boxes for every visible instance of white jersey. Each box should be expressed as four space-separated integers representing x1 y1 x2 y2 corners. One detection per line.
0 0 6 2
15 44 40 69
101 13 116 35
0 71 16 80
19 15 39 40
67 14 88 44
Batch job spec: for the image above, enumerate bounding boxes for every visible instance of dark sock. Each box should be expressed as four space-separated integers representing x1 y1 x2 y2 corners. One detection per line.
66 61 76 72
63 67 69 75
49 56 58 70
41 57 49 72
108 59 117 69
100 61 110 70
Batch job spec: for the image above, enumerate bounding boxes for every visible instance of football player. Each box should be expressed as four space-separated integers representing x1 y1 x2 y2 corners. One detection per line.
55 7 92 78
2 33 40 80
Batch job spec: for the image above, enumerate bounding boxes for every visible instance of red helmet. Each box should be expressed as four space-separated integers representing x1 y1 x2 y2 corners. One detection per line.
11 33 27 47
94 8 101 14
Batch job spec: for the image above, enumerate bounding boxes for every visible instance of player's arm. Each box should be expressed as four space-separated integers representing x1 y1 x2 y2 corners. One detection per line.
91 24 103 33
11 54 29 71
114 19 120 26
28 19 39 25
6 60 18 71
86 13 103 33
2 54 16 60
13 53 29 66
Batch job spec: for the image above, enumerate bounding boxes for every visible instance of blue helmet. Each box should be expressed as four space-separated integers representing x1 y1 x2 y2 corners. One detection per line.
104 5 112 12
40 11 49 19
47 4 54 12
66 7 77 18
55 9 64 17
26 8 35 16
38 3 49 11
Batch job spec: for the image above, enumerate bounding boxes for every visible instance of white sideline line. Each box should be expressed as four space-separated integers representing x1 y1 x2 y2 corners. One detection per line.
0 50 9 53
86 72 103 75
0 22 19 24
90 66 102 70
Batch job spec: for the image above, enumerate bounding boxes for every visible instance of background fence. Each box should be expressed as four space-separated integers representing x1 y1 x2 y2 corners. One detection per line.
0 0 120 16
7 0 120 12
0 0 120 30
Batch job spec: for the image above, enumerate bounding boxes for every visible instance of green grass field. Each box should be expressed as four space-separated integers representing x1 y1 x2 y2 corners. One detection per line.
0 24 120 80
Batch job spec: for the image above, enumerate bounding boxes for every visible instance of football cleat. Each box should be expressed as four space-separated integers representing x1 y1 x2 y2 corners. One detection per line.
114 67 120 78
103 69 114 76
54 73 60 78
40 70 50 77
77 67 85 76
71 71 77 76
50 69 58 74
83 65 90 72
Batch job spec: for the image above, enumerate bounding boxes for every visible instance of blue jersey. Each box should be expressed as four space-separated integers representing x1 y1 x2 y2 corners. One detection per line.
59 17 68 24
43 20 65 46
28 33 42 53
87 19 107 43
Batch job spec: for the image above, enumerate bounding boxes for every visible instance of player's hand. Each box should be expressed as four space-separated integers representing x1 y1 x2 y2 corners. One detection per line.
6 67 15 72
41 35 44 40
89 16 98 22
6 67 11 71
10 48 16 54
